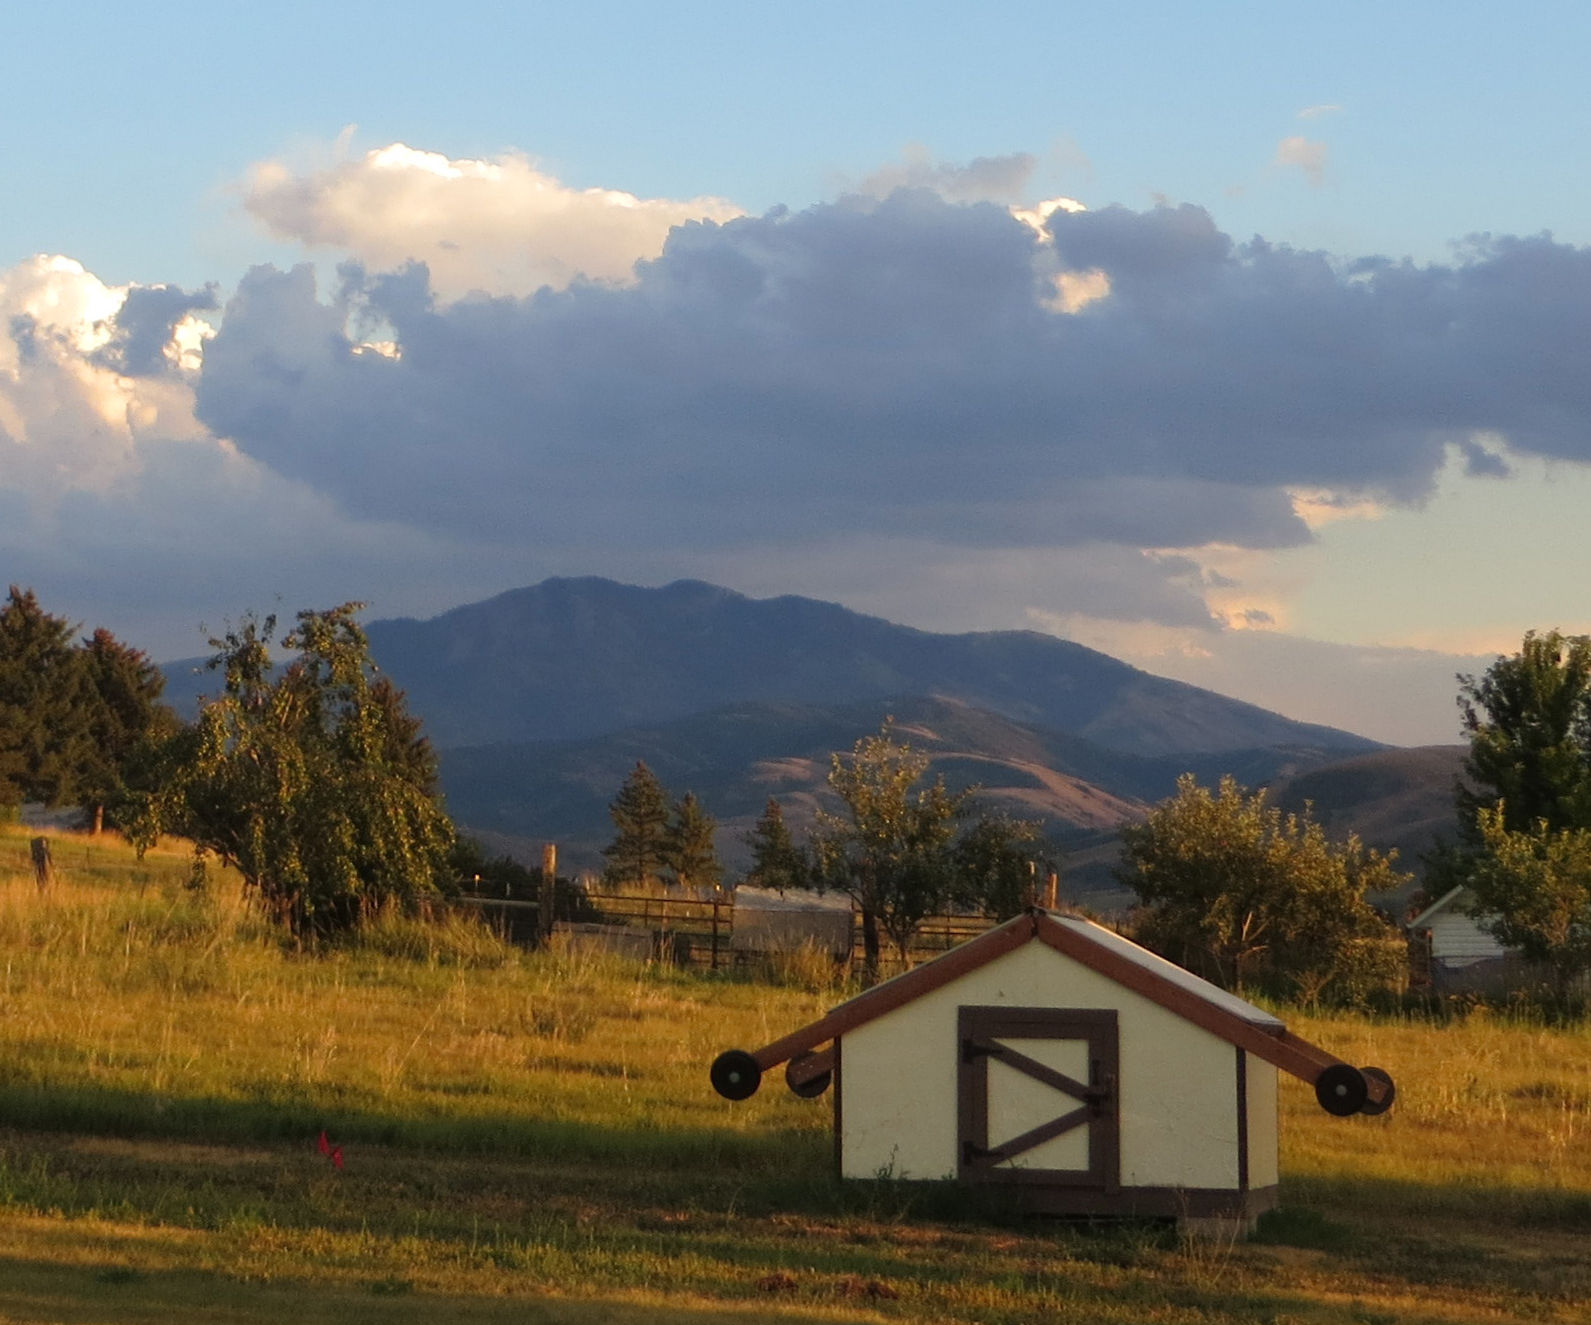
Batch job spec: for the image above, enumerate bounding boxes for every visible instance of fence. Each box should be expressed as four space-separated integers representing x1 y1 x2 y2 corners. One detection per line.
453 885 996 972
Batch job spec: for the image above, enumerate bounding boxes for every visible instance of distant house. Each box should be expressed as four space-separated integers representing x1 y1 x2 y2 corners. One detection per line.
1406 886 1517 993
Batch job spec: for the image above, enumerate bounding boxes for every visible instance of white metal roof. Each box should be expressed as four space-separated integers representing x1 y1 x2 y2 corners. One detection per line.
1050 915 1287 1031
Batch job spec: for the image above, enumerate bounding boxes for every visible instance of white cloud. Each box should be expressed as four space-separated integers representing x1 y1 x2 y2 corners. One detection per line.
243 142 744 299
0 256 212 499
1298 104 1343 120
1275 135 1327 186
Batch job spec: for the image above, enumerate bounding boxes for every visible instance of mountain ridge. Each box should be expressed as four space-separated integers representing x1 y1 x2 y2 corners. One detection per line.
162 577 1382 759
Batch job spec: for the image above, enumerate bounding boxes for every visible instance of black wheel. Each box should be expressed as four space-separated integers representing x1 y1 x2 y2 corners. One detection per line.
785 1054 832 1099
710 1049 763 1100
1315 1063 1368 1116
1359 1065 1396 1115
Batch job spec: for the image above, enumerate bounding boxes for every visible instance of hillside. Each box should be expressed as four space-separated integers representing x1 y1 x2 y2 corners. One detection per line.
1269 745 1470 889
163 578 1381 759
160 577 1387 893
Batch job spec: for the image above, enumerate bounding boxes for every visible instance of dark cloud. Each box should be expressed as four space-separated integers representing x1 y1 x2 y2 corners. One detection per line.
193 193 1591 582
94 283 217 376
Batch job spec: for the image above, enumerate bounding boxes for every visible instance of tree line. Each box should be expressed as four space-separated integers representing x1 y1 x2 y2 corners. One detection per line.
2 588 454 939
604 720 1048 982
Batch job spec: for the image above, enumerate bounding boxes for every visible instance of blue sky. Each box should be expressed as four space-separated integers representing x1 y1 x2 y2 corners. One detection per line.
4 3 1591 744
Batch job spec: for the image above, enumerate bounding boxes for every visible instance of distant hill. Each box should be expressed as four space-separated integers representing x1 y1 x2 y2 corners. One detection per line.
1269 745 1470 892
163 577 1382 759
160 577 1387 901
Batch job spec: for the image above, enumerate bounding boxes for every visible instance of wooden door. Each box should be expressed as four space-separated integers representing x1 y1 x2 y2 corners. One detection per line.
957 1006 1119 1190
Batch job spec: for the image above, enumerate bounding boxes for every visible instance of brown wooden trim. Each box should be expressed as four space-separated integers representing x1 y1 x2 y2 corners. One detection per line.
1235 1048 1249 1194
749 913 1038 1070
831 1038 843 1180
958 1006 1119 1192
1003 1183 1279 1220
743 908 1377 1104
785 1045 835 1089
1031 913 1345 1086
978 1106 1091 1164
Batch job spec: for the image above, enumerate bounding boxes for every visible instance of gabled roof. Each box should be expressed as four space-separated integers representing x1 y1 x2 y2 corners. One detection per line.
750 909 1350 1088
1406 885 1472 931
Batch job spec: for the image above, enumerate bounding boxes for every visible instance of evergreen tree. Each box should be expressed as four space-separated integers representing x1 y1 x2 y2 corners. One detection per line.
77 627 179 834
665 791 722 892
743 796 806 891
602 762 671 888
1456 630 1591 838
0 587 95 808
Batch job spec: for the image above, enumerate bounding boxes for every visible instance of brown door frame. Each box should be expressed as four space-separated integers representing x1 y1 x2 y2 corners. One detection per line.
957 1006 1120 1192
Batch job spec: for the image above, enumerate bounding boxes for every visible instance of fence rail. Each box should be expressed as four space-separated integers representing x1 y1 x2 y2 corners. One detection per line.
453 887 998 972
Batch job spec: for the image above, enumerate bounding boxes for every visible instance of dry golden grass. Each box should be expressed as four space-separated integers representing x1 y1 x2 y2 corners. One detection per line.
0 823 1585 1323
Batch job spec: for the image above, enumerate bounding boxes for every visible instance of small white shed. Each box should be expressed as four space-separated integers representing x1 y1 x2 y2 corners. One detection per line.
711 910 1394 1227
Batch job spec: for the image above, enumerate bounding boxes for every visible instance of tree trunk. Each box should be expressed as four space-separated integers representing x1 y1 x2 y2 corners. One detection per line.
860 907 882 986
92 803 104 836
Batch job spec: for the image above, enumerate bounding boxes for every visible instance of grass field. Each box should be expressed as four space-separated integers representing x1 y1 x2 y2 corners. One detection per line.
0 825 1586 1323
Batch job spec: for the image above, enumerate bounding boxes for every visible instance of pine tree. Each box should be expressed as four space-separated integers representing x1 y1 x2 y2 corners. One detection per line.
743 796 805 891
77 628 179 834
602 762 671 888
0 587 95 808
665 791 722 892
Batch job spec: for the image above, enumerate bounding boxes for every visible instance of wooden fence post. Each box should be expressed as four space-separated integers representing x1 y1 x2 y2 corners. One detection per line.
30 837 54 892
539 843 557 942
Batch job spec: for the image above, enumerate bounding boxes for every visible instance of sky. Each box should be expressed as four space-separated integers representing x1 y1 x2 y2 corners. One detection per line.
4 2 1591 747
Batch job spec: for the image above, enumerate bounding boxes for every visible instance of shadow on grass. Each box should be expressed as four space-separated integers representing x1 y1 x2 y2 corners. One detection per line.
0 1076 796 1171
0 1254 857 1325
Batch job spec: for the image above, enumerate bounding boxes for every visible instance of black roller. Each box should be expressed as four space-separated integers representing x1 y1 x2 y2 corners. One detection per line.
785 1054 833 1099
710 1049 763 1100
1314 1063 1368 1116
1359 1065 1396 1115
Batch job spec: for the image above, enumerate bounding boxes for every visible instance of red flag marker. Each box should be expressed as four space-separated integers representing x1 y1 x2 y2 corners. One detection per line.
330 1146 344 1171
317 1130 331 1156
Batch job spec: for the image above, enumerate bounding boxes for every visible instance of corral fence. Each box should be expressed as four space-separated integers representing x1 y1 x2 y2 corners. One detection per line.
452 882 998 973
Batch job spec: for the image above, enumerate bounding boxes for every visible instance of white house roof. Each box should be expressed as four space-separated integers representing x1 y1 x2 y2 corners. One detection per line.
1406 885 1470 931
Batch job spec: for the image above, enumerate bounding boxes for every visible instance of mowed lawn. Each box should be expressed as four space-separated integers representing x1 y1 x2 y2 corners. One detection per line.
0 826 1586 1324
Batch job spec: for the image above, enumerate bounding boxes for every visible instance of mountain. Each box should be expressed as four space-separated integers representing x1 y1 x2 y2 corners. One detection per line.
1269 745 1470 892
166 577 1381 758
437 690 1378 906
160 577 1387 900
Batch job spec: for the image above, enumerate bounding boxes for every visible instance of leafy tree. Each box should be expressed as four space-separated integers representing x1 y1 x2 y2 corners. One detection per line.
808 721 967 981
1118 774 1405 1005
952 810 1046 921
665 791 722 892
1456 630 1591 838
0 587 96 808
602 761 671 888
77 627 180 834
1467 807 1591 1000
743 796 807 892
160 604 454 938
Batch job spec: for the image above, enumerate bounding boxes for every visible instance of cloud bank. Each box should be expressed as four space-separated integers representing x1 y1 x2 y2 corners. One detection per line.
6 145 1590 740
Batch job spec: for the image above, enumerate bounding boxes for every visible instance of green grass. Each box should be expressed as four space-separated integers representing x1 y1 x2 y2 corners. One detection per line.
0 824 1587 1323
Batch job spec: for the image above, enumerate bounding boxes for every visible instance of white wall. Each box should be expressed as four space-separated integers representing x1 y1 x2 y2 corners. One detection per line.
839 939 1259 1191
